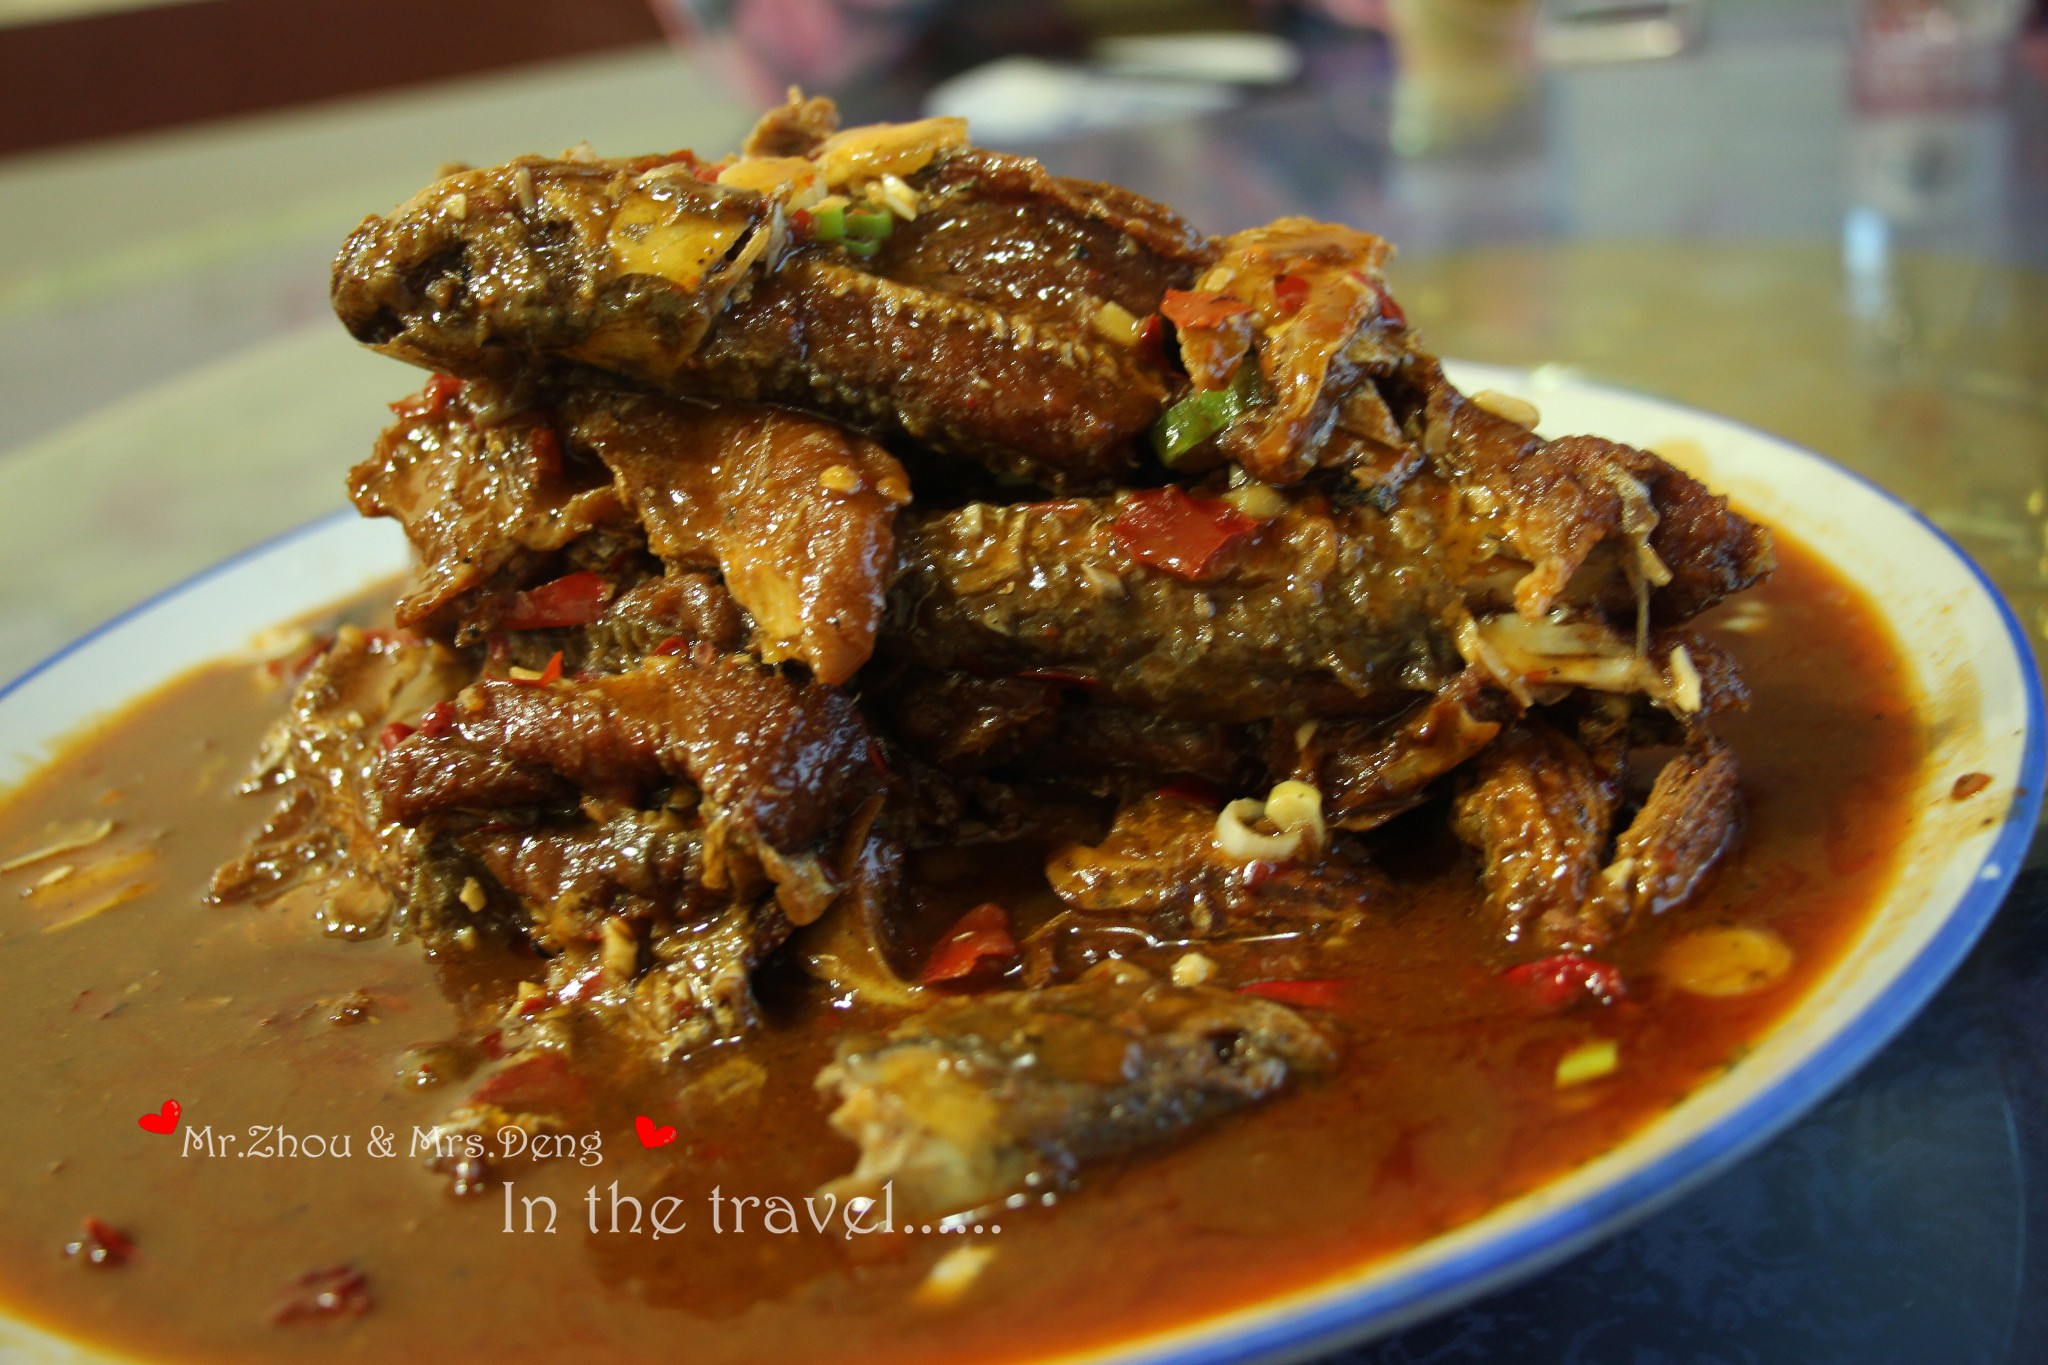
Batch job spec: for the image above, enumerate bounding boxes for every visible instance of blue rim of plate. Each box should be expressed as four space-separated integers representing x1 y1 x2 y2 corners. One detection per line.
0 508 358 709
0 383 2041 1365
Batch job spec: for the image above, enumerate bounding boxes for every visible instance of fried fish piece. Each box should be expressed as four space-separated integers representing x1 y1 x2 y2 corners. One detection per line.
815 961 1332 1217
332 102 1208 490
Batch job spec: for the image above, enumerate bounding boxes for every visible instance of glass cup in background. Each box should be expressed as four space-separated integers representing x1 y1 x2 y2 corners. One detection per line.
1384 0 1537 155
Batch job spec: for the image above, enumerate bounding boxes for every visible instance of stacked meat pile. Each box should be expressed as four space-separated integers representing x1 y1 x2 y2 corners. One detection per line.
217 97 1770 1216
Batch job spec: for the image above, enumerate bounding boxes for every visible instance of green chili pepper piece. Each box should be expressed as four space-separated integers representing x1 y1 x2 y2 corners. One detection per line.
844 206 895 241
842 236 882 260
1151 389 1234 464
811 202 846 243
1150 363 1261 465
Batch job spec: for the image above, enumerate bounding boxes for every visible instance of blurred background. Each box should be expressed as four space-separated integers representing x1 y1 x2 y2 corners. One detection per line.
1 0 2044 668
2 1 2047 1360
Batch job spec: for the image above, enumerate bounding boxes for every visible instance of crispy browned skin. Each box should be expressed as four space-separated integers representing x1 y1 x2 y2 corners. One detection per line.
354 380 905 684
209 628 469 938
816 961 1333 1216
348 382 625 634
1178 219 1407 485
377 649 881 926
561 391 908 685
1043 791 1384 945
1298 669 1509 829
888 490 1472 724
1607 733 1743 915
1452 717 1621 954
1396 357 1775 622
331 112 1208 490
1451 716 1744 955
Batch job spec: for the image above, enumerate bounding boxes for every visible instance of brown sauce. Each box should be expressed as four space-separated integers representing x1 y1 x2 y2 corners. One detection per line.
0 528 1922 1364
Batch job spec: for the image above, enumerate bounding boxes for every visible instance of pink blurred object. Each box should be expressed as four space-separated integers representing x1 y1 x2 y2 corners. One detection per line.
649 0 938 105
1852 0 2022 111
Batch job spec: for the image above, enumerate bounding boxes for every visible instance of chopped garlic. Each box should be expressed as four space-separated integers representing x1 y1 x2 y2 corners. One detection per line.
1171 952 1217 987
914 1244 996 1307
876 172 921 220
459 878 487 913
1264 781 1323 839
1556 1039 1619 1087
600 916 639 981
1091 300 1140 345
1667 645 1703 715
1223 480 1288 521
818 464 863 494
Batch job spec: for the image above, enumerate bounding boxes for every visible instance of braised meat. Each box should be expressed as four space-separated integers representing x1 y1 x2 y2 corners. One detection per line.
377 648 882 927
353 379 905 685
225 94 1782 1207
332 112 1209 490
888 488 1472 724
815 961 1332 1216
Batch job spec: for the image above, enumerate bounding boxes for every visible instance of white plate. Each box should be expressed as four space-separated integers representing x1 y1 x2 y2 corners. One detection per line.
0 362 2040 1365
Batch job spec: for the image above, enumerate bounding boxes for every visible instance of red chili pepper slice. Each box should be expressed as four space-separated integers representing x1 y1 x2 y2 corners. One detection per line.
273 1265 372 1326
499 570 611 631
510 652 565 688
1135 312 1175 372
1111 486 1259 581
467 1052 587 1112
921 903 1020 986
416 701 457 738
1241 858 1283 891
65 1217 134 1268
652 636 691 657
1237 978 1353 1010
1272 273 1312 316
1378 289 1406 328
1156 776 1224 806
1501 954 1625 1013
388 373 462 422
378 721 415 751
1161 289 1252 331
527 426 563 480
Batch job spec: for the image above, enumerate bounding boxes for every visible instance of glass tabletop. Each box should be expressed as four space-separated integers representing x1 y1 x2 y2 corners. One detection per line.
0 2 2043 1359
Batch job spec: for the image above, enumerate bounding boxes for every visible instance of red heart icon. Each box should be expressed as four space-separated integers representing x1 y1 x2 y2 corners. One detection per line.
634 1115 676 1149
138 1100 180 1136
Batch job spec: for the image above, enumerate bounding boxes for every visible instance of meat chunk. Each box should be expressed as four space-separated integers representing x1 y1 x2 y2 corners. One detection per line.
888 489 1470 724
331 107 1208 490
1167 218 1408 484
1043 791 1382 944
1452 717 1620 954
816 962 1332 1217
562 392 908 684
210 628 470 941
1296 669 1508 829
377 648 882 925
347 378 625 634
1607 733 1742 916
1397 358 1775 622
1451 715 1744 953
